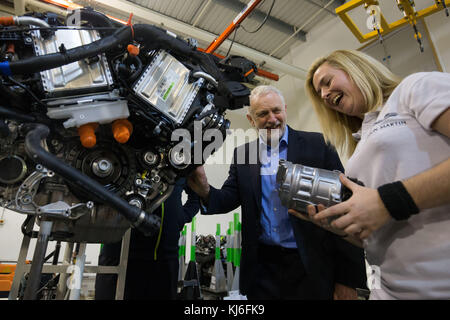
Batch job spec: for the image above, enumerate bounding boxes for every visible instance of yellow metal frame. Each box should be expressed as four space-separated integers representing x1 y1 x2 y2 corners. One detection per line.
336 0 450 43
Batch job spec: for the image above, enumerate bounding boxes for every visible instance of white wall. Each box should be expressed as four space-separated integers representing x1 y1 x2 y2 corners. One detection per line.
425 12 450 72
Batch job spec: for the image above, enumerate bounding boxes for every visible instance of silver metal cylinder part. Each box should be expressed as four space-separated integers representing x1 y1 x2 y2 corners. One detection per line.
276 159 344 216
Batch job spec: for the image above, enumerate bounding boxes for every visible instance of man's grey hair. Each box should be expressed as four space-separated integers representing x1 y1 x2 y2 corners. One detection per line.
248 85 286 113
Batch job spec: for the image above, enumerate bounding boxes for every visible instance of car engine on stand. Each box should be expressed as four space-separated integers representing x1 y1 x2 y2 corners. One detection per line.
0 8 255 299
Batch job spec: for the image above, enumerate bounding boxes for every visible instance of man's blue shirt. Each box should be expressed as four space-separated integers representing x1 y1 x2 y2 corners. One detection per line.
259 126 296 248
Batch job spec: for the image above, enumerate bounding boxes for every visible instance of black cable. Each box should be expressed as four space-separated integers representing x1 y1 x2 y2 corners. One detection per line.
127 55 143 83
223 25 239 60
222 0 275 60
240 0 276 34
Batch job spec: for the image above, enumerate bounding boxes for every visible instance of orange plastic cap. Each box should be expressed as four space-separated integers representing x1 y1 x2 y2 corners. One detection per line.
127 44 139 57
78 123 98 148
112 119 133 144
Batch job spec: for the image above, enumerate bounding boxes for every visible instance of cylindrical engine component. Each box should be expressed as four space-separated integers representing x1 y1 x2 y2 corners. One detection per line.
0 16 50 28
276 159 361 219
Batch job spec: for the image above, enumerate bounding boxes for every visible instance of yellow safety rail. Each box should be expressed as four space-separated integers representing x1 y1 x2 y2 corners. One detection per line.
336 0 450 43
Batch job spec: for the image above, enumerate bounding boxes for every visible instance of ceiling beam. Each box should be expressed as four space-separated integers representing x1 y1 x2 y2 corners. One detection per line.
0 1 15 15
23 0 68 16
14 0 26 15
192 0 213 27
90 0 307 79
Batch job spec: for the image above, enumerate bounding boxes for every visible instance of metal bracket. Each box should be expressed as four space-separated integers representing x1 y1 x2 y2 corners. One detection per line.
36 200 94 220
14 164 93 219
15 164 54 214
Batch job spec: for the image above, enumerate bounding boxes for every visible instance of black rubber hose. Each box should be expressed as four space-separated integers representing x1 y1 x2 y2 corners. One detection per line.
133 24 195 56
78 8 116 35
9 26 132 75
126 55 143 83
0 105 36 122
23 123 161 236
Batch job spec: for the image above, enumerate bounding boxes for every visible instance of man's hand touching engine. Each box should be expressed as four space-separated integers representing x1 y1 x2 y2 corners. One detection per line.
187 166 210 202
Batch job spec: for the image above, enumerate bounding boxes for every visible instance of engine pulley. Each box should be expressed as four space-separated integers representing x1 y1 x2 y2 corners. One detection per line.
66 140 136 199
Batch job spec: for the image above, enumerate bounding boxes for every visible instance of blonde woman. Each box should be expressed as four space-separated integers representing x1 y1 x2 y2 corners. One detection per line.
293 50 450 299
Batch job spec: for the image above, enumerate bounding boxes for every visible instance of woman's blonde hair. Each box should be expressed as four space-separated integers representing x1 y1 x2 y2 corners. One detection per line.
305 50 401 157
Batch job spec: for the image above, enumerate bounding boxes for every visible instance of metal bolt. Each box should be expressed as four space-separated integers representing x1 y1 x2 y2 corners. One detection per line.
98 160 111 172
143 151 157 166
129 198 143 209
21 195 32 204
92 159 113 177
